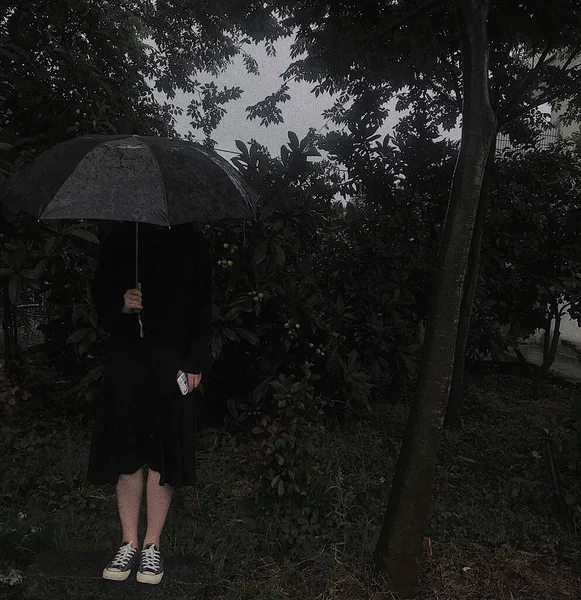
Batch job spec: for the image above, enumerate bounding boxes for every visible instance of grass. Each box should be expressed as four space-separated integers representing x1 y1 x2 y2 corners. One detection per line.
0 370 580 599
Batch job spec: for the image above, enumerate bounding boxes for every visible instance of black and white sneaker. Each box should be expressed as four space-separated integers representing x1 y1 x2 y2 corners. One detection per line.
102 541 139 581
136 543 164 584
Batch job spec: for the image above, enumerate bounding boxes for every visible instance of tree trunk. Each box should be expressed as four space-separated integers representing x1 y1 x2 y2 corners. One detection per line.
513 345 536 378
374 1 497 597
534 301 562 387
2 281 17 368
445 136 497 430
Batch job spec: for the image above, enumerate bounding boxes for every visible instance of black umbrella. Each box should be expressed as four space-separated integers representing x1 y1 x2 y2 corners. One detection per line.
0 134 259 338
0 134 258 280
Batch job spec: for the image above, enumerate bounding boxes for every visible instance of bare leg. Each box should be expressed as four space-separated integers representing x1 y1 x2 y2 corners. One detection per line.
116 468 145 545
144 468 173 547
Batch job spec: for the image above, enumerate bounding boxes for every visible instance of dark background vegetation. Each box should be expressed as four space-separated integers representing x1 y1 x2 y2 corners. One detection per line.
1 1 580 598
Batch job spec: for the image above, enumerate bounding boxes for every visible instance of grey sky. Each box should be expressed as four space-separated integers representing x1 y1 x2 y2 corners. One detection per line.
153 39 559 164
156 38 406 160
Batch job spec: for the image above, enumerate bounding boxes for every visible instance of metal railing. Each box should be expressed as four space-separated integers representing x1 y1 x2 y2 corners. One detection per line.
0 292 52 353
496 128 561 153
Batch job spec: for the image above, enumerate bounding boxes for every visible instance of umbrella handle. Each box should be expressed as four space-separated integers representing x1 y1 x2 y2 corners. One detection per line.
135 220 139 287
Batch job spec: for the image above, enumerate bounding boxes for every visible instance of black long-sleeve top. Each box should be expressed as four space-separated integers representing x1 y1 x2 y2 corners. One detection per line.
92 222 212 374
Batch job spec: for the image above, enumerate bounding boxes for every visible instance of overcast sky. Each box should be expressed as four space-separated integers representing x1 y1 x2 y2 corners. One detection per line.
155 37 406 160
153 38 558 164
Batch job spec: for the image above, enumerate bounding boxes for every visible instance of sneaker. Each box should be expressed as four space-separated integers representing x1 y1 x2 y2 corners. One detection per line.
136 543 164 584
102 541 139 581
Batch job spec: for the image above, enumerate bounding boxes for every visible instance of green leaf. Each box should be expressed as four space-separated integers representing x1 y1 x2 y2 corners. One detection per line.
231 156 246 172
290 382 304 394
88 310 99 328
85 365 106 382
253 241 267 265
347 350 358 373
288 131 300 150
8 275 22 304
211 333 223 359
223 306 242 321
44 237 60 255
271 242 285 267
238 328 260 345
62 365 106 398
66 328 92 344
33 259 48 280
0 250 14 268
68 228 100 244
252 376 272 402
78 330 97 355
221 327 239 342
270 221 284 235
235 140 249 157
281 145 290 164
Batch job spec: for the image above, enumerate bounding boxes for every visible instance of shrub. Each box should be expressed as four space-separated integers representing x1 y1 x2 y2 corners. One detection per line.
0 372 31 418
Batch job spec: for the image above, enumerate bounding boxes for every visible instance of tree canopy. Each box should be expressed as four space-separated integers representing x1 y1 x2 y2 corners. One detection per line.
0 0 283 172
249 1 581 144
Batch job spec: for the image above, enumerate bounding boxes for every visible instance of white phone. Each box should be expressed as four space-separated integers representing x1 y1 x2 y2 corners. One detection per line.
177 371 189 395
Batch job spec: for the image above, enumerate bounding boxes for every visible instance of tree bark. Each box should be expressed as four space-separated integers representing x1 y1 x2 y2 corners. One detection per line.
513 345 536 378
444 136 497 430
534 301 562 387
2 281 17 368
374 1 497 597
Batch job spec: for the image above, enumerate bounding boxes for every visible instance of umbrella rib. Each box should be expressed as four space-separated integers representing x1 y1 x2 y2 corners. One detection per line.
148 141 170 226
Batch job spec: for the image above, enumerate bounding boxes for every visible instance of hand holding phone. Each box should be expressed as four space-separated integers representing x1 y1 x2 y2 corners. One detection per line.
177 371 189 395
177 370 202 395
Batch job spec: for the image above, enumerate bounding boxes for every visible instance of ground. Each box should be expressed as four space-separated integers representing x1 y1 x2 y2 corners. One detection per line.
0 370 579 599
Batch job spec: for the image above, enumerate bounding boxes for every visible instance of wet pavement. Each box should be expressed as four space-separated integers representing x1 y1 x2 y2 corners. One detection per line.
506 343 581 384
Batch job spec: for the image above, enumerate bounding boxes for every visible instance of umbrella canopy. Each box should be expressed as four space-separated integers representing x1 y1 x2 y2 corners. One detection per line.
0 135 259 340
0 134 258 225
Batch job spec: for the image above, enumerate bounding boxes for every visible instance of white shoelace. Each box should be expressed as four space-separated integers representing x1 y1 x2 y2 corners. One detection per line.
110 542 136 569
141 545 161 572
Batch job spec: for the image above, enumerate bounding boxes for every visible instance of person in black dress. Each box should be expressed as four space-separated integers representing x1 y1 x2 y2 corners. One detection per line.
87 221 212 584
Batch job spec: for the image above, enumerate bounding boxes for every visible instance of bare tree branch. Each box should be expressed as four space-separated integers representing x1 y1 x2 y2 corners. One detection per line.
560 39 581 71
499 61 581 127
427 23 464 112
499 89 555 128
447 65 463 112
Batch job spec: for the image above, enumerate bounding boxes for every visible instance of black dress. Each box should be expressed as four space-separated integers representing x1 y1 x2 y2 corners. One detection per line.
87 222 212 488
